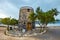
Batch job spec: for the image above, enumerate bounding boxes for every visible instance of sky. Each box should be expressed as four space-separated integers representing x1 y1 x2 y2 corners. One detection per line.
0 0 60 19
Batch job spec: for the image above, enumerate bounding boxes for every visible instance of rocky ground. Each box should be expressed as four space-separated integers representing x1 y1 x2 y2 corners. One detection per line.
0 27 60 40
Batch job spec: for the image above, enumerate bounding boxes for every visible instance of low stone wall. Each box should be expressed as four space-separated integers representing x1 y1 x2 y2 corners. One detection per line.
5 29 47 37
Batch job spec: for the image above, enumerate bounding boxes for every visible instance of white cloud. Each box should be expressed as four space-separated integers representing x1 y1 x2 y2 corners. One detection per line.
0 9 8 18
0 1 18 12
0 1 19 19
0 0 60 20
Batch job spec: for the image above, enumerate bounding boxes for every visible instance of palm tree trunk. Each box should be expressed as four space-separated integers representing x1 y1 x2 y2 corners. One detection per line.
7 25 9 31
42 23 47 30
32 21 35 29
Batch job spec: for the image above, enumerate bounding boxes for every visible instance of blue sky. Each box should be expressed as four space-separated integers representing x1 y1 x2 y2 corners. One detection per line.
0 0 60 19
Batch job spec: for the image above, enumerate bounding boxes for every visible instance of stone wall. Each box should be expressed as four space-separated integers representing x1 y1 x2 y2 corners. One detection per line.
19 6 34 31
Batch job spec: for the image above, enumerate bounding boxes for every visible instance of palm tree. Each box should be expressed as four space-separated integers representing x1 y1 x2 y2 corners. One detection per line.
36 7 59 28
28 11 36 29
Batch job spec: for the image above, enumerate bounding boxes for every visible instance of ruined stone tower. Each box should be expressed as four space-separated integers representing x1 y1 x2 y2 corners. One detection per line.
19 6 34 31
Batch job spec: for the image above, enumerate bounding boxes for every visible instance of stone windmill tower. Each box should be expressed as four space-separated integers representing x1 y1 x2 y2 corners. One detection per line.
19 6 34 31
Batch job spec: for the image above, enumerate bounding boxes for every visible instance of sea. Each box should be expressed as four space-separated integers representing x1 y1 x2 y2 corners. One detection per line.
35 21 60 27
